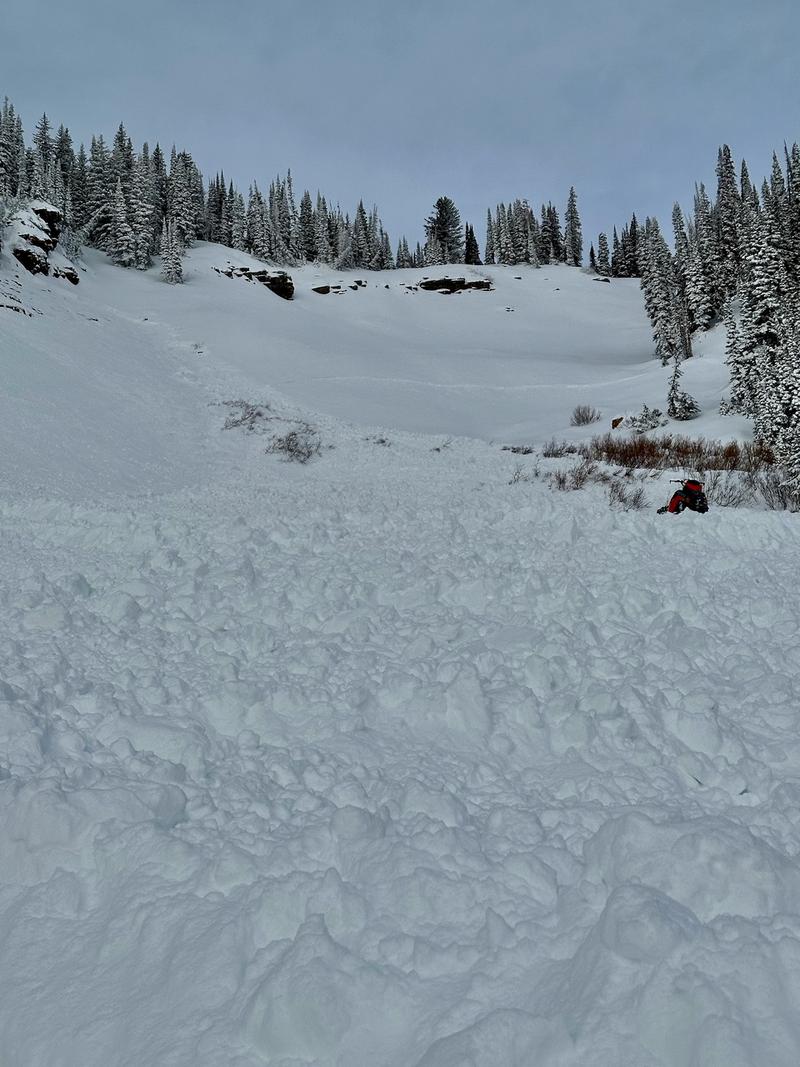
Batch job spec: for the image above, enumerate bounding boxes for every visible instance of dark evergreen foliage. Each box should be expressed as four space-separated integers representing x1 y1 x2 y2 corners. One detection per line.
464 223 481 265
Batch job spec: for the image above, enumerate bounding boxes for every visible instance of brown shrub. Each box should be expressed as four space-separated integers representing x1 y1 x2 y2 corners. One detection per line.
581 433 774 473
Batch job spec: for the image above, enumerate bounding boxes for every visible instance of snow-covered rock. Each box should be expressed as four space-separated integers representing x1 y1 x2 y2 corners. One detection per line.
213 262 293 299
4 200 79 284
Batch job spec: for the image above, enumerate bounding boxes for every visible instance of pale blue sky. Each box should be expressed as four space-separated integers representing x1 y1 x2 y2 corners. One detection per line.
3 0 800 253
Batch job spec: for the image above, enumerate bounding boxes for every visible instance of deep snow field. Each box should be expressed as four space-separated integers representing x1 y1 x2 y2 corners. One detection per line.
1 241 799 1066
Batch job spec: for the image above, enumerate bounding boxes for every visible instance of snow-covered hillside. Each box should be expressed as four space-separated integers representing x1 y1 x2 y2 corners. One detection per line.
1 239 798 1066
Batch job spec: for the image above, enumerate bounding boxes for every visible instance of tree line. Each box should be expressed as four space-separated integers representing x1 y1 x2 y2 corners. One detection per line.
634 143 800 486
0 97 588 280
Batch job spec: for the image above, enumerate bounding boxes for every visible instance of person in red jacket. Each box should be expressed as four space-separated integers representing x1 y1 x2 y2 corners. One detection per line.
657 479 709 514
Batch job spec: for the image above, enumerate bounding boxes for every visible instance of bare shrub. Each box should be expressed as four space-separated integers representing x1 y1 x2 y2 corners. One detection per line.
548 459 603 492
570 459 598 489
748 468 800 511
509 464 540 484
608 481 647 510
570 404 602 427
703 470 754 508
502 444 534 455
542 438 578 458
582 433 774 473
266 425 321 463
222 400 272 432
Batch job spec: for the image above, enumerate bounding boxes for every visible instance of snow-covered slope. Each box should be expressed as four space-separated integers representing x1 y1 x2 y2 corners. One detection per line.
1 239 797 1066
0 238 749 501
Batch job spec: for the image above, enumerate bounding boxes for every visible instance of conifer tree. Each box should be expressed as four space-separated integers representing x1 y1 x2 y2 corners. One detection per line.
715 145 741 298
85 135 113 248
31 113 53 199
614 227 627 277
720 302 756 416
160 219 183 283
424 196 463 263
110 122 134 200
624 213 641 276
496 203 512 264
538 204 550 264
168 149 196 246
563 186 582 266
396 236 413 268
150 144 168 239
351 200 370 268
314 194 332 263
110 176 135 267
547 203 563 261
464 223 481 265
640 219 692 365
596 232 610 276
130 151 154 269
298 189 316 261
484 207 495 264
0 99 22 196
335 214 355 269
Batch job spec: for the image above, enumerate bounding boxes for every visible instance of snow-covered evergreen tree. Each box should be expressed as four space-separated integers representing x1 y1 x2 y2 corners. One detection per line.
423 235 444 266
314 194 332 263
596 233 610 277
424 196 463 263
298 189 316 262
720 302 753 416
715 144 741 298
0 99 24 196
85 134 113 249
351 200 370 268
563 186 582 266
130 149 154 269
395 236 413 268
109 177 135 267
484 207 495 264
230 190 248 251
640 218 692 365
666 355 700 420
168 149 196 247
335 213 355 269
31 112 53 199
160 219 183 283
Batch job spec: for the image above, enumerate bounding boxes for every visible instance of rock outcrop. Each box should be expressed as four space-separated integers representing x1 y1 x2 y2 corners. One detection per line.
5 201 79 284
213 265 294 300
418 277 493 293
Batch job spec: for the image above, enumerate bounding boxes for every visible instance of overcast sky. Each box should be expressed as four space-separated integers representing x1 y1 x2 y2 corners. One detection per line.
3 0 800 251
